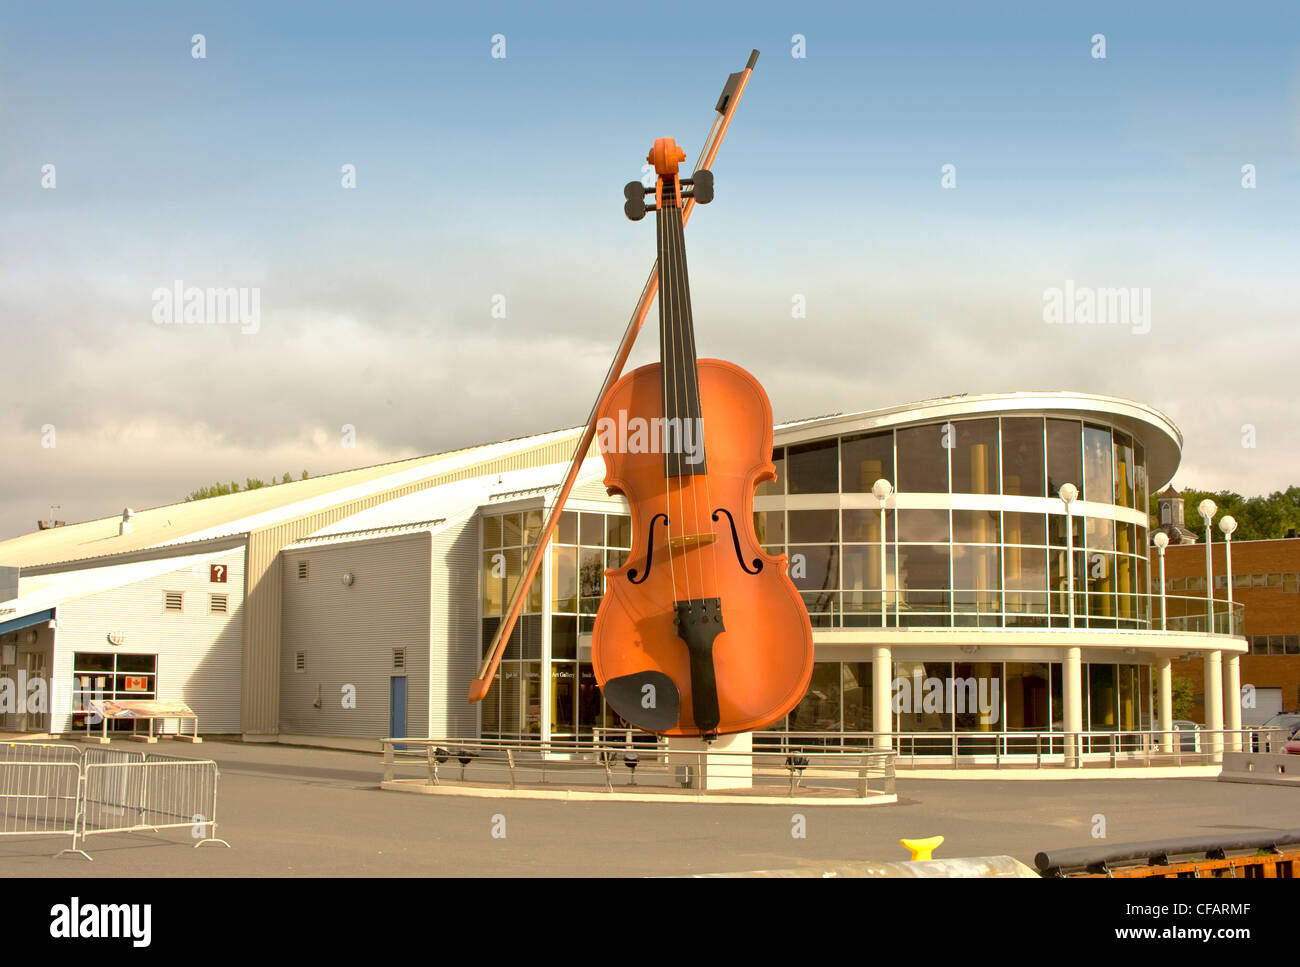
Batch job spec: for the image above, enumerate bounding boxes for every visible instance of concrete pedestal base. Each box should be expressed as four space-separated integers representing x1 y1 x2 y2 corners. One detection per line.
666 732 753 791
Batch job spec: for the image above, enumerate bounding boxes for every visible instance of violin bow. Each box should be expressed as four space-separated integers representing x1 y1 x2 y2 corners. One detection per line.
468 49 760 704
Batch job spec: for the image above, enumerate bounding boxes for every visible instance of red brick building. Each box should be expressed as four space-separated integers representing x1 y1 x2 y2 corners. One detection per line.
1150 493 1300 722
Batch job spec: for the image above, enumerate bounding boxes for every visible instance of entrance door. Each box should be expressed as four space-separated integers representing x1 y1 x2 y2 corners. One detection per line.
389 676 407 748
18 651 48 733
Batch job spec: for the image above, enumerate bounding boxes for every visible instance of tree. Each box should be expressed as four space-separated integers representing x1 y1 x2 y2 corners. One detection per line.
185 471 311 502
1148 486 1300 541
1172 676 1195 721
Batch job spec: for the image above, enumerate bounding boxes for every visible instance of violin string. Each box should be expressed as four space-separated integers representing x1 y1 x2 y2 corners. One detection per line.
657 186 680 611
670 205 722 608
671 202 722 608
665 190 705 610
667 174 699 608
670 172 691 603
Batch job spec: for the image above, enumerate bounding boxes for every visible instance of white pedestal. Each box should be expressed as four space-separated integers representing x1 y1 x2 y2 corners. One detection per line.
666 732 753 791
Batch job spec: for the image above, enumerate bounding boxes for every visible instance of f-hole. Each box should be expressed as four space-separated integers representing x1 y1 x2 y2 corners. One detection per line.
712 508 763 575
627 513 668 584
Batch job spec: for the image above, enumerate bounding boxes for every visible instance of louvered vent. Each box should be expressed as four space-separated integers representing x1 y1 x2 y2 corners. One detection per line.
164 591 184 613
210 593 228 615
297 561 309 580
295 651 306 672
393 648 406 671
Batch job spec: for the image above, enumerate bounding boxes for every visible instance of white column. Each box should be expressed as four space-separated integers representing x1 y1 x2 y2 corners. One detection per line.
1203 649 1223 760
1063 646 1083 767
1157 656 1173 753
1224 654 1241 752
872 645 893 751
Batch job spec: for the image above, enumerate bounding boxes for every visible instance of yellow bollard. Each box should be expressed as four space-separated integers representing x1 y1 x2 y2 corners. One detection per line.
900 835 944 861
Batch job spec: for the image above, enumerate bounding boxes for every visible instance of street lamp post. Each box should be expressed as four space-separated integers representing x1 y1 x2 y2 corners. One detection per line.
1060 483 1078 628
1219 514 1240 751
1153 530 1169 631
872 478 893 628
1219 515 1237 630
1198 498 1218 632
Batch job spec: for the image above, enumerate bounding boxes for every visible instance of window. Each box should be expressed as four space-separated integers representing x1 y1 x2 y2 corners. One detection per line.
841 432 893 494
1284 573 1299 594
1082 424 1113 504
1046 419 1082 498
896 424 948 493
72 652 158 731
393 648 406 671
163 591 183 613
1001 417 1045 497
786 439 838 494
209 593 228 615
950 419 999 495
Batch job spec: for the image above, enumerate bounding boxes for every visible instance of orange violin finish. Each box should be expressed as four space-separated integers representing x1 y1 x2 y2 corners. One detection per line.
592 136 814 738
592 359 815 736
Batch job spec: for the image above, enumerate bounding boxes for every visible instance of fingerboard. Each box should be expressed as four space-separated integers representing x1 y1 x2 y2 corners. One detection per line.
655 186 708 478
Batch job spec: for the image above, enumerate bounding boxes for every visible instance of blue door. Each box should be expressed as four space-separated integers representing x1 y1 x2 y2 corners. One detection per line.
390 676 407 749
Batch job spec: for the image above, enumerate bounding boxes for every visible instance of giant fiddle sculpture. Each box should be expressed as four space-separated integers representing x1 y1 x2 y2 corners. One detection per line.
469 50 812 739
591 139 814 737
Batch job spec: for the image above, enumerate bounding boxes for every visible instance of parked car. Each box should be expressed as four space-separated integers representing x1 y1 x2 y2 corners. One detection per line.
1255 712 1300 752
1286 730 1300 756
1172 720 1201 752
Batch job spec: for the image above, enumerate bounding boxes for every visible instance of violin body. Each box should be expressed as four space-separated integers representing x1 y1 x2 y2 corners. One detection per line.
592 358 814 736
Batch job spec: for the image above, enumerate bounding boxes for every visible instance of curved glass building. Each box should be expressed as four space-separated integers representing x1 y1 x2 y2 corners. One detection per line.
479 391 1246 757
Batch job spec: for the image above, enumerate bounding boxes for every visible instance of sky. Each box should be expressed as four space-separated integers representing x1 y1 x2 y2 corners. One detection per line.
1 1 1298 540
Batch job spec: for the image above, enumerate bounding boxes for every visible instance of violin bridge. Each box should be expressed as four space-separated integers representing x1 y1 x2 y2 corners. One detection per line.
668 532 718 554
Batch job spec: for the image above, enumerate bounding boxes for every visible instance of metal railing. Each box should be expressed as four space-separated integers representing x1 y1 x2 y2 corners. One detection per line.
381 735 896 798
0 742 85 857
754 727 1286 767
0 741 229 858
797 588 1244 635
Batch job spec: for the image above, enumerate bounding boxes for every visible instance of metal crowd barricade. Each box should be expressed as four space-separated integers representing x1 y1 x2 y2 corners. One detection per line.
80 755 229 853
0 741 229 859
0 742 88 858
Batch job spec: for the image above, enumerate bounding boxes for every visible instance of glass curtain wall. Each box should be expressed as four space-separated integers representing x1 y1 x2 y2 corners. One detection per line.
758 416 1151 630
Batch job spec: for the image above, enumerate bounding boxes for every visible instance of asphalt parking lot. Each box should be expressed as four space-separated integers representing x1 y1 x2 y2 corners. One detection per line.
4 740 1297 876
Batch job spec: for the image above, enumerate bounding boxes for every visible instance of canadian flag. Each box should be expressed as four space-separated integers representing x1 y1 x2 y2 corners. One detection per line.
124 676 149 692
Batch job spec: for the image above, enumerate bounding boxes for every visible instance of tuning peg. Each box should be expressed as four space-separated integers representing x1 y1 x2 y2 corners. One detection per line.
624 181 648 201
624 197 647 221
688 168 714 205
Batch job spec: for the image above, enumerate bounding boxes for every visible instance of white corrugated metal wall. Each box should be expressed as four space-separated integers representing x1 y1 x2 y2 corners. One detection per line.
51 547 247 734
430 516 481 738
278 532 431 738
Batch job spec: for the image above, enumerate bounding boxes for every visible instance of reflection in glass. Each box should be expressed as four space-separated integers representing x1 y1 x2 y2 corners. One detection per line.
1003 512 1045 546
897 509 949 543
896 424 949 493
1113 431 1135 509
1001 417 1046 497
951 419 999 495
842 662 874 732
788 509 838 544
552 545 577 612
953 509 999 544
843 508 894 542
841 432 893 493
791 662 841 731
1082 424 1113 505
787 439 838 494
1046 419 1082 498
